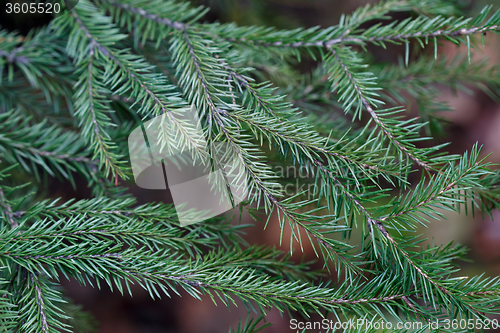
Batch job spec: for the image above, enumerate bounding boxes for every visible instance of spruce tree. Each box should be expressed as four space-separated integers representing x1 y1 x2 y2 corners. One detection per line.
1 0 500 331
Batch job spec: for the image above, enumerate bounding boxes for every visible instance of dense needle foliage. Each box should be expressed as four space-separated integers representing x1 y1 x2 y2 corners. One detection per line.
1 0 500 331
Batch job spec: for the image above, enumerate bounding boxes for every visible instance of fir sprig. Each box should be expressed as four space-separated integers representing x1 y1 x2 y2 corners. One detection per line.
1 0 500 331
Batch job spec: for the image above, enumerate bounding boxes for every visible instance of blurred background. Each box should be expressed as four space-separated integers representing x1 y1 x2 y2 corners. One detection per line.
3 0 500 331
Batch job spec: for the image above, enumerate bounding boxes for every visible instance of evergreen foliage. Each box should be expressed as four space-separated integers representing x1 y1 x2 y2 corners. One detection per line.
1 0 500 331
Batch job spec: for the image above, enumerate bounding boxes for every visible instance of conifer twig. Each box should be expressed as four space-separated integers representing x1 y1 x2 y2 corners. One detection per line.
0 187 17 229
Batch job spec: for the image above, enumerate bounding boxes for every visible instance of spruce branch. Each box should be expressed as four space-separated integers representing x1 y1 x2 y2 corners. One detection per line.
209 4 500 53
1 0 500 330
14 197 249 255
0 109 97 183
380 145 500 228
0 187 17 229
0 246 419 319
326 46 443 171
310 149 495 318
30 273 51 333
12 271 70 333
70 33 125 181
0 221 417 318
208 0 459 50
332 6 500 48
173 44 364 275
0 27 74 100
168 24 345 275
220 59 401 183
0 78 71 126
374 55 500 131
58 1 206 178
0 274 16 330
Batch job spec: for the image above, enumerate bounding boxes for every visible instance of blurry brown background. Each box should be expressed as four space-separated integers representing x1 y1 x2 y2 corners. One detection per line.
4 0 500 331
